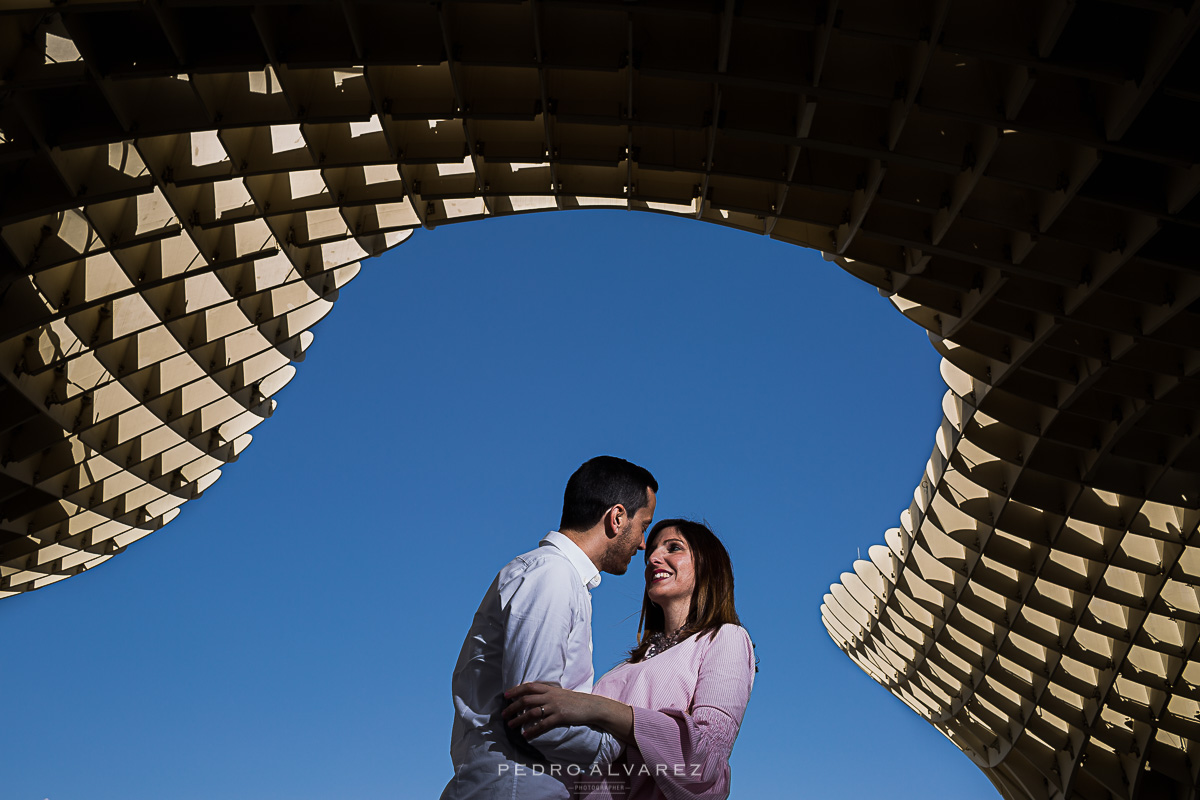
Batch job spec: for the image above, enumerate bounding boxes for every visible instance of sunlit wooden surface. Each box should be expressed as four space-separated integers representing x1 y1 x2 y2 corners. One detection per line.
2 2 1198 797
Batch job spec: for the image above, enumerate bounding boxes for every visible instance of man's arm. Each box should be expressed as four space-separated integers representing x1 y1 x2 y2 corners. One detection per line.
498 559 621 767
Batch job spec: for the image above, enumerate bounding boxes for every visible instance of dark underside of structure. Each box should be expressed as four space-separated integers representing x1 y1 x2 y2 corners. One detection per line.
2 2 1199 798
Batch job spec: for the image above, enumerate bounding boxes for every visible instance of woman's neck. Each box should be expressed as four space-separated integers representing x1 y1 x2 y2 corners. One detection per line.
662 601 689 634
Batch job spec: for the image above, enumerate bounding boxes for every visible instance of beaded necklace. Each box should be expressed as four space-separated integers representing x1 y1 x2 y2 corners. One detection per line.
643 624 691 660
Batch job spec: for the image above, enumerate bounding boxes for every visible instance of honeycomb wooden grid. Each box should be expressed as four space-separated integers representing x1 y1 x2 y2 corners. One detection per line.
2 2 1198 797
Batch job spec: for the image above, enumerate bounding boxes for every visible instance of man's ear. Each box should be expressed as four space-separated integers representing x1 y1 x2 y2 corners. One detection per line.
605 504 626 536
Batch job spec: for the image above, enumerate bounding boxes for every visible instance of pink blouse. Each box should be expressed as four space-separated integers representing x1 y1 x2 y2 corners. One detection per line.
575 624 755 800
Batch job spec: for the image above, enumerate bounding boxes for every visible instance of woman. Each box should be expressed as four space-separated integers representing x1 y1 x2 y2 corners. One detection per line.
503 519 755 799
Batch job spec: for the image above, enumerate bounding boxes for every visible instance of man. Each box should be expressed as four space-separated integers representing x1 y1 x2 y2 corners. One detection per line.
440 456 658 800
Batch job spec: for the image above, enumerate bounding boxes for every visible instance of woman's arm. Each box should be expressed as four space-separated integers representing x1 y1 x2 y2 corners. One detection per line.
503 682 635 744
625 625 755 800
505 625 756 798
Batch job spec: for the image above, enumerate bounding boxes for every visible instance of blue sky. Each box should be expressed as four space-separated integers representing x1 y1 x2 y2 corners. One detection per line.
2 210 997 799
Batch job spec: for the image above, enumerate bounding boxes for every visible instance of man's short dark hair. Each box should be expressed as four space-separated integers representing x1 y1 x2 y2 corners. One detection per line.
559 456 658 532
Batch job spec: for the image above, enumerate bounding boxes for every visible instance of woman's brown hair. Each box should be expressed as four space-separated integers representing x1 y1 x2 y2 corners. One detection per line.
628 519 744 663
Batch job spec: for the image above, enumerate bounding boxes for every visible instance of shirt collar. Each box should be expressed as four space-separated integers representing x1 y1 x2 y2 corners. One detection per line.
540 531 602 590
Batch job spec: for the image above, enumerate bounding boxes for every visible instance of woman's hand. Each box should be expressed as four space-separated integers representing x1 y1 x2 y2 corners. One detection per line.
502 682 599 739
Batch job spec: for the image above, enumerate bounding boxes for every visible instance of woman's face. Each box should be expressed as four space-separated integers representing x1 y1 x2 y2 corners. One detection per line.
645 527 696 610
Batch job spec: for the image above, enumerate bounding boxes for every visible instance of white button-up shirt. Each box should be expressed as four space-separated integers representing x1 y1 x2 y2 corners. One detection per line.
441 532 622 800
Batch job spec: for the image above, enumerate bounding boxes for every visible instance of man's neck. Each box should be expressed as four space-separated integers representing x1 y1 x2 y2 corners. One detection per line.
558 528 605 571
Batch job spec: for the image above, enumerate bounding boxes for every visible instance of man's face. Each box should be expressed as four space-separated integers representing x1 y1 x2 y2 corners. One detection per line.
601 488 656 575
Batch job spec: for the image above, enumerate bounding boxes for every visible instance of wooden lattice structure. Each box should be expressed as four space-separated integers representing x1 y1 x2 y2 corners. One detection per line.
1 2 1199 797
